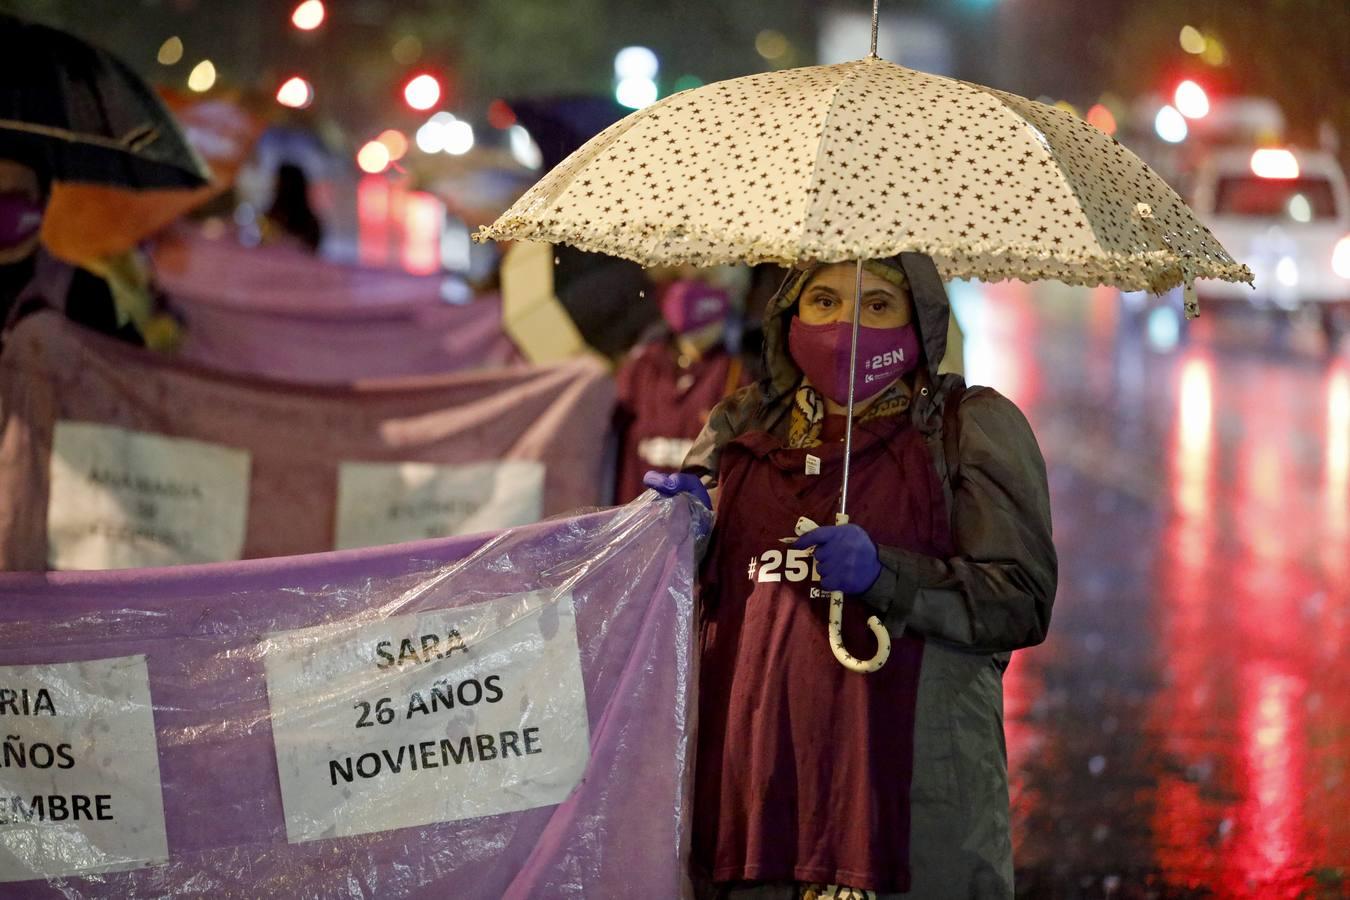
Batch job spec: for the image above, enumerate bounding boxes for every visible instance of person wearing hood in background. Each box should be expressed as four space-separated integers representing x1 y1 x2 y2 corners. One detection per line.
0 149 141 345
261 162 324 254
613 273 755 502
646 253 1056 899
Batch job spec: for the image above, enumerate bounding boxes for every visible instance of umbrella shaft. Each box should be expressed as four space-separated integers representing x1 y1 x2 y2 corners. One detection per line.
870 0 880 57
840 258 863 519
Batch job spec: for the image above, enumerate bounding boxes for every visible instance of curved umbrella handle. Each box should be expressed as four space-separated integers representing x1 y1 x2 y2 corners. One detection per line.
794 515 892 673
828 589 891 673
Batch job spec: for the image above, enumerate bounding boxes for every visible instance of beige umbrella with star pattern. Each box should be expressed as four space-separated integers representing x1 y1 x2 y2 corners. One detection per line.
478 7 1250 674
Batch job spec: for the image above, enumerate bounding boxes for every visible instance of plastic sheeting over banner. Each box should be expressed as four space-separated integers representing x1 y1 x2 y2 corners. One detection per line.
0 313 615 570
151 231 520 383
0 497 702 898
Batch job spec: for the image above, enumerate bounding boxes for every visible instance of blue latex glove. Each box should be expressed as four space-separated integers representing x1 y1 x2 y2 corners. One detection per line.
793 524 882 595
642 470 712 511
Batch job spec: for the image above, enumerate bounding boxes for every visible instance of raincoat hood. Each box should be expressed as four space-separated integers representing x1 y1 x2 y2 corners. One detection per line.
760 253 951 406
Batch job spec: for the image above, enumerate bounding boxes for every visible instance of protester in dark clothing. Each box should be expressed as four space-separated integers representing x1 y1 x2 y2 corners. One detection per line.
613 278 752 502
263 162 323 253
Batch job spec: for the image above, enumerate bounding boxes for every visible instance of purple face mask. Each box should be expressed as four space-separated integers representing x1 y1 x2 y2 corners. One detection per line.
788 316 922 406
660 280 730 335
0 192 43 249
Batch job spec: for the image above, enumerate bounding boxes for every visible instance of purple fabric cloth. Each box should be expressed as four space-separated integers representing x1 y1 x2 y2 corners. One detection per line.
172 292 521 384
151 230 449 313
0 498 702 898
149 229 521 383
0 312 615 569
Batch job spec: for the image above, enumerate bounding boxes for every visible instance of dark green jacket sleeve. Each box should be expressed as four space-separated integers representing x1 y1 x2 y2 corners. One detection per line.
680 385 760 487
861 389 1057 651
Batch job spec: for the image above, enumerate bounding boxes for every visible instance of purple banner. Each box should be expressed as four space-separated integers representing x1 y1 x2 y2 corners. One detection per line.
172 293 521 384
0 498 700 898
150 231 522 383
0 313 615 570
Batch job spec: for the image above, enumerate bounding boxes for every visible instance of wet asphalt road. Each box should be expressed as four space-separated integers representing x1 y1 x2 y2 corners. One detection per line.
951 281 1350 898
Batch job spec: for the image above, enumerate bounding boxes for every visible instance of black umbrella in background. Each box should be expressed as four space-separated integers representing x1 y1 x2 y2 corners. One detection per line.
507 96 626 172
505 96 655 360
0 14 209 189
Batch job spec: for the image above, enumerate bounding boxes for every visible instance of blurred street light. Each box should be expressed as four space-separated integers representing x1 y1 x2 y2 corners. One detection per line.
614 46 659 81
157 36 183 66
291 1 325 31
187 60 217 93
509 125 542 169
1179 25 1206 55
416 112 455 154
1174 80 1210 119
443 120 475 156
404 74 442 111
614 46 659 110
276 76 314 109
357 140 391 174
1200 36 1227 67
391 35 422 65
487 99 516 130
616 77 658 109
377 129 409 161
1086 103 1117 135
1154 105 1188 143
755 30 789 61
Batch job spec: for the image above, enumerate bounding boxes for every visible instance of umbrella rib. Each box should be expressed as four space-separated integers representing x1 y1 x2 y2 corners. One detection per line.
0 117 157 152
796 60 869 261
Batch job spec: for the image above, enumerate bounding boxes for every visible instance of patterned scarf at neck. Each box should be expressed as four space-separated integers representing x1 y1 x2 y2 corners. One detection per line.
787 378 912 449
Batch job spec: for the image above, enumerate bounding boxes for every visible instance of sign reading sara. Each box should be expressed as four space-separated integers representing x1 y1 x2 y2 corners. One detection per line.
334 459 545 550
263 591 589 843
47 421 251 570
0 655 168 882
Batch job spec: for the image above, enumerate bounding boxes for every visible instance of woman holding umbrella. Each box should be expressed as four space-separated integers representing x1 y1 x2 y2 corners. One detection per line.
646 252 1056 899
480 11 1247 893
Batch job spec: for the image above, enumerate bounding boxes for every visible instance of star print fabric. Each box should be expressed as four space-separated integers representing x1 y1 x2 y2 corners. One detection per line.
479 57 1251 311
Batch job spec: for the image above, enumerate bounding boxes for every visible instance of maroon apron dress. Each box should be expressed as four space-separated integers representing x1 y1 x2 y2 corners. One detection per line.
615 341 745 502
693 414 954 893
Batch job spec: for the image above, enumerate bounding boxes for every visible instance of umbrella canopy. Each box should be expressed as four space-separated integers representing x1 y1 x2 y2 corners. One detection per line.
481 45 1254 674
479 56 1252 311
41 94 263 264
0 14 209 189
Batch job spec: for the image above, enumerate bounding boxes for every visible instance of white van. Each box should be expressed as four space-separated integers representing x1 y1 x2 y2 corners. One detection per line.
1191 147 1350 345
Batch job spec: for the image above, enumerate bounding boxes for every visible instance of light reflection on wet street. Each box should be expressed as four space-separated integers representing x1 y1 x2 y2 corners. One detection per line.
953 282 1350 898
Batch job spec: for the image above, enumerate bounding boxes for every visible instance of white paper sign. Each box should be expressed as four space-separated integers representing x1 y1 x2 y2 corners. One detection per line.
333 459 544 550
47 421 251 570
263 591 589 843
0 655 168 882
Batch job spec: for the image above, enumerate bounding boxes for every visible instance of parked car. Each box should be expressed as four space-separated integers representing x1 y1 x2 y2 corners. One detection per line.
1190 146 1350 347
